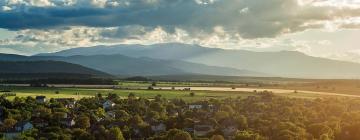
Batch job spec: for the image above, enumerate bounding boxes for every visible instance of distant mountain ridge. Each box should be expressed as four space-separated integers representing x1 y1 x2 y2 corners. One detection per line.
38 43 360 78
0 53 264 77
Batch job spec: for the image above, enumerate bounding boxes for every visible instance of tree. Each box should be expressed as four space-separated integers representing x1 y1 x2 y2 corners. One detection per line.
221 105 235 115
107 127 125 140
73 128 95 140
131 115 145 126
210 135 225 140
308 123 333 139
97 93 103 99
319 134 331 140
167 129 192 140
214 111 229 121
155 94 162 102
338 123 360 140
128 93 136 100
234 130 262 140
3 118 17 129
189 92 195 97
236 115 248 129
107 93 119 100
152 82 157 86
173 132 192 140
76 116 91 129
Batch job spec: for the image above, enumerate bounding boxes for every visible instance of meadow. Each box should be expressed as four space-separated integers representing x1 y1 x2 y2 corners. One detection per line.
0 84 337 102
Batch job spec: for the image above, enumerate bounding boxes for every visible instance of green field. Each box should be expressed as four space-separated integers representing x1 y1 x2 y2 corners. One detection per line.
0 85 336 101
0 86 254 101
118 81 216 87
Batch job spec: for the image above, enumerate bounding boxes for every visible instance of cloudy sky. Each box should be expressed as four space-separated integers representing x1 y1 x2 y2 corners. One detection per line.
0 0 360 62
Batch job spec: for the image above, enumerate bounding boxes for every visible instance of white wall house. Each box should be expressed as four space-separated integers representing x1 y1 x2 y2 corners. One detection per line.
189 104 203 110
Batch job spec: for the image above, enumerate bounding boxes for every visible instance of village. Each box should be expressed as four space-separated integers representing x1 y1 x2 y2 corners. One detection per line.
0 92 246 140
0 91 360 140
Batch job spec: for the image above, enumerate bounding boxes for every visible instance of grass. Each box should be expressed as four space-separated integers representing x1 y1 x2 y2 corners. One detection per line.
0 85 338 102
118 81 216 87
0 86 255 101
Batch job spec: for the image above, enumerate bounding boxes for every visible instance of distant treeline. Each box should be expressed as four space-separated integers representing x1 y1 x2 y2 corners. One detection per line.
1 78 116 85
124 76 152 81
0 73 97 79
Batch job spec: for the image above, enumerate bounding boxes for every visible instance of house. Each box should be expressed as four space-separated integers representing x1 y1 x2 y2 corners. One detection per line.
189 104 203 110
194 124 214 137
106 111 116 119
35 96 46 103
2 121 33 139
55 98 76 108
208 104 216 112
220 119 238 138
149 121 166 133
183 127 194 134
103 100 115 109
32 118 48 128
60 118 75 127
14 121 33 132
3 132 21 140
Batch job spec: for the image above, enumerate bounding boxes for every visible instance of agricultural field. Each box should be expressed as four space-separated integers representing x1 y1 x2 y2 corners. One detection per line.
117 81 217 88
261 79 360 96
119 79 360 96
0 84 350 102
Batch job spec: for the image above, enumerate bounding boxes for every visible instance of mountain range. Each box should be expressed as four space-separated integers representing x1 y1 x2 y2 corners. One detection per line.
37 43 360 79
0 53 263 77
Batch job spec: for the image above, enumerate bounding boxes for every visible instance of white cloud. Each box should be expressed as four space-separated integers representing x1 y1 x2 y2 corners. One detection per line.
239 7 249 14
1 6 12 11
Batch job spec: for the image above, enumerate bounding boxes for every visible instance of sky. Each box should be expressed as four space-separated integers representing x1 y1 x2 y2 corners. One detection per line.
0 0 360 63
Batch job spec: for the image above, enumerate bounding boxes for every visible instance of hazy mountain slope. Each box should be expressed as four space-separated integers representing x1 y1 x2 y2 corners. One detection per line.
37 43 360 78
0 54 263 76
185 50 360 78
37 43 217 60
0 61 109 77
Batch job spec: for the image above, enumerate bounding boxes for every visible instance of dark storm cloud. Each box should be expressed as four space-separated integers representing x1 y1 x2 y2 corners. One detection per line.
1 0 360 38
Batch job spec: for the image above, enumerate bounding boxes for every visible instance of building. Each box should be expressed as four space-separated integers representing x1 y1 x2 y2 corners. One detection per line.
189 104 203 110
220 119 238 138
149 121 166 133
194 124 214 137
35 96 46 103
14 121 33 132
106 111 116 119
103 100 115 109
55 98 76 108
60 118 75 127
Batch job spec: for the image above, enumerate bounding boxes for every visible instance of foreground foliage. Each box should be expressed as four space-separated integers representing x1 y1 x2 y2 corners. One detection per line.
0 92 360 140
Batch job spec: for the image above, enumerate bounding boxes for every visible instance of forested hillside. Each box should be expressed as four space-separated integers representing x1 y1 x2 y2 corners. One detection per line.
0 61 110 78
